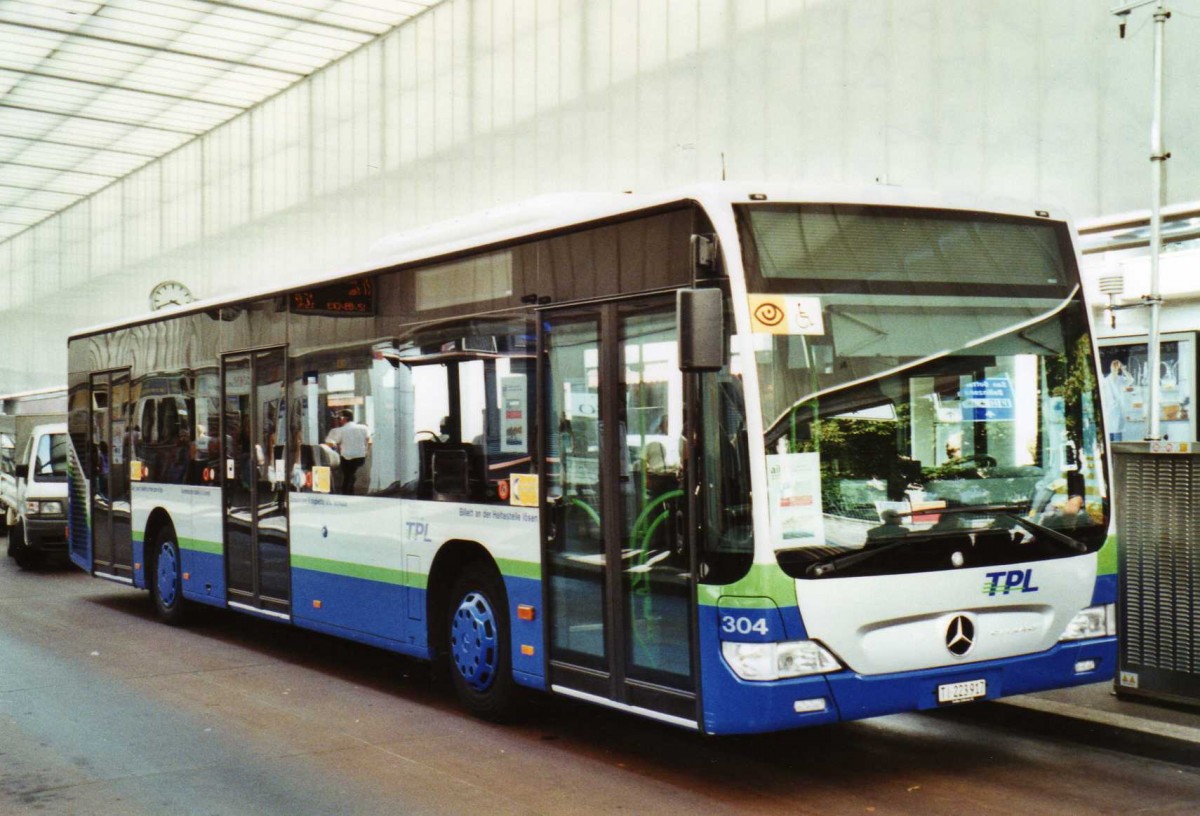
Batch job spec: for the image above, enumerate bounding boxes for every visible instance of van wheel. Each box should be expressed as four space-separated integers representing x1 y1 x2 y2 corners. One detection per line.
10 523 39 569
150 526 187 625
446 562 517 721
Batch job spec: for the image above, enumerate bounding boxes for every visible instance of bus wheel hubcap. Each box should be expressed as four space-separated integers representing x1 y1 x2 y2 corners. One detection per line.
451 590 498 692
157 543 178 607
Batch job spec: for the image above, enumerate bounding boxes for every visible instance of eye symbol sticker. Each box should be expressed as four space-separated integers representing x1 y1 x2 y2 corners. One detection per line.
754 302 785 326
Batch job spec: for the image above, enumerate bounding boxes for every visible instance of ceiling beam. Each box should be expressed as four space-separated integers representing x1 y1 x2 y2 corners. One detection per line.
1 20 307 78
0 103 204 136
187 0 382 37
1 66 243 110
0 159 122 178
0 133 159 158
0 181 85 196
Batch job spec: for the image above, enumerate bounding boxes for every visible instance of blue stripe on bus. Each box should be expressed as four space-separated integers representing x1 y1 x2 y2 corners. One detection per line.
289 567 546 689
1091 573 1117 606
502 574 546 689
825 637 1117 722
292 566 412 643
179 548 228 607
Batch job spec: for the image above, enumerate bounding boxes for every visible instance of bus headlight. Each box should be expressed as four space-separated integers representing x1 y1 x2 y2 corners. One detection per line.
1059 604 1116 641
25 500 64 516
722 640 842 681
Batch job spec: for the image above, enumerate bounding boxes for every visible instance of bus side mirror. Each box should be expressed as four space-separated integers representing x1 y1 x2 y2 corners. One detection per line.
14 463 28 480
678 288 725 372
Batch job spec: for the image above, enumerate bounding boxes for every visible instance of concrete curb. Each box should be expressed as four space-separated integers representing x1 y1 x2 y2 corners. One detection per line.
1000 693 1200 747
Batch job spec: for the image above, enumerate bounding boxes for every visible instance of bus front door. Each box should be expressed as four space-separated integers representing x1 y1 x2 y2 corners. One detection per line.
542 298 697 726
89 369 133 580
221 349 290 618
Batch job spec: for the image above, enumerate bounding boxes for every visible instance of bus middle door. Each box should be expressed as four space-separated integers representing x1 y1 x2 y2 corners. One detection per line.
541 297 698 727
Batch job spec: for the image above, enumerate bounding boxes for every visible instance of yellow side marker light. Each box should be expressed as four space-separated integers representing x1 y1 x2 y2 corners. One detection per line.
134 563 141 571
517 604 536 621
521 645 535 656
182 572 190 581
313 600 322 609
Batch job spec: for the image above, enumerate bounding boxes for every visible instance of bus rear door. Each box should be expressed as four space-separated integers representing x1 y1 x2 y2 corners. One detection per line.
221 349 291 618
89 369 133 581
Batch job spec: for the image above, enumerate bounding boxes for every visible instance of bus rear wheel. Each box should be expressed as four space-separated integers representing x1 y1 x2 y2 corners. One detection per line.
446 562 517 721
150 526 187 625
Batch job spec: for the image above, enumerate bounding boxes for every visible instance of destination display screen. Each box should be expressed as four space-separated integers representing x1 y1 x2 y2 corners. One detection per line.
291 278 375 316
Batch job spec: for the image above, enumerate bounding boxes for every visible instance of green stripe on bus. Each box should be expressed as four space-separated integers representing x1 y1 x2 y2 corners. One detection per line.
290 554 408 586
698 563 798 607
180 536 222 555
1097 534 1117 576
496 557 540 581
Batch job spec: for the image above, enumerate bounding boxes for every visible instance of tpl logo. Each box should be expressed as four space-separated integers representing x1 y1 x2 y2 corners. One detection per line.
405 521 433 543
982 568 1039 596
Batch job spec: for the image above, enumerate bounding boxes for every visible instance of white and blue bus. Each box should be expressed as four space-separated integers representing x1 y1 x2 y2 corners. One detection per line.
66 184 1116 734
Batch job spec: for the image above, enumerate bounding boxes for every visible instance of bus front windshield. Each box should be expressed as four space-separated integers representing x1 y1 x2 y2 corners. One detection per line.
737 203 1108 579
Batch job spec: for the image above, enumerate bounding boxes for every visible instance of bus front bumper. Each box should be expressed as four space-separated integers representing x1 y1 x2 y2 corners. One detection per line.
22 516 69 552
700 637 1116 735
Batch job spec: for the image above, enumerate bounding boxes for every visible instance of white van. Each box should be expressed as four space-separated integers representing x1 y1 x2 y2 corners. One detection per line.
1 419 69 569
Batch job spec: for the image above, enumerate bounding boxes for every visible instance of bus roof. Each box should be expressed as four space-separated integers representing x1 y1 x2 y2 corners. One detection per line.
69 182 1069 340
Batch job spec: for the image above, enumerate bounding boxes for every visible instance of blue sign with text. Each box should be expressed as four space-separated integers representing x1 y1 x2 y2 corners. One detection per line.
960 378 1015 422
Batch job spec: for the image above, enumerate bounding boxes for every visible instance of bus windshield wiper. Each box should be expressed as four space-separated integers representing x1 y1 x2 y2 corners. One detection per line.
998 513 1089 554
919 503 1089 554
806 537 909 577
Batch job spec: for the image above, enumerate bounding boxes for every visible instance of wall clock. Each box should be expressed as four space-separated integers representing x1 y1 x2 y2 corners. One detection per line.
149 280 195 311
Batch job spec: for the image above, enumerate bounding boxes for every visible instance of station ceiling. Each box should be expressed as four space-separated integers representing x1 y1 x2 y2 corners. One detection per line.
0 0 442 243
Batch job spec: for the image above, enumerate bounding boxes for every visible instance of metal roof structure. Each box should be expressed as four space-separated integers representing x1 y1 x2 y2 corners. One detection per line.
0 0 441 243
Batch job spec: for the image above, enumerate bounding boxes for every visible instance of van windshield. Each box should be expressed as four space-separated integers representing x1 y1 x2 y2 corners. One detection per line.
35 434 70 482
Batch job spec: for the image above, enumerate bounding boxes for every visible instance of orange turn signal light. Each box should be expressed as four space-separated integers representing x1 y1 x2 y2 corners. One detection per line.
517 604 536 621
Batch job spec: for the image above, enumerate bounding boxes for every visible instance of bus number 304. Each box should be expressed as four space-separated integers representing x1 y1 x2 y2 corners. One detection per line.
721 615 770 636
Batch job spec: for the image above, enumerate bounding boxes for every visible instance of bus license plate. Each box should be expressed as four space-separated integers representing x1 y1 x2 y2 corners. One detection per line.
937 679 986 705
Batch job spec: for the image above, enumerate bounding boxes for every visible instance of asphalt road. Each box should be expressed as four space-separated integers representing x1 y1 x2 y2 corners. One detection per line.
2 543 1198 815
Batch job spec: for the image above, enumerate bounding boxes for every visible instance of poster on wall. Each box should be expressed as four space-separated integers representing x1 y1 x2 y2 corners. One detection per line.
500 375 527 453
1099 333 1196 443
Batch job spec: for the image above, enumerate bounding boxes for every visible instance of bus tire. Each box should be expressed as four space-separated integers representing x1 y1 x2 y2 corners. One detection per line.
150 525 187 625
446 562 517 721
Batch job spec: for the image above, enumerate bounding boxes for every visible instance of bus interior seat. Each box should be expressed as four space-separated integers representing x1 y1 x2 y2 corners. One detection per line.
419 440 485 501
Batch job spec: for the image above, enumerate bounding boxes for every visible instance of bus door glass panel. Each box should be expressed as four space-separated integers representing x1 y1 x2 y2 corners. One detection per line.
222 349 290 613
255 349 289 607
89 373 113 572
544 313 607 673
89 369 133 577
619 304 693 690
223 354 255 599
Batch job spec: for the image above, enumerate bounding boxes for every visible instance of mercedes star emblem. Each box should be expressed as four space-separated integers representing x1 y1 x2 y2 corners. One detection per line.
946 615 975 657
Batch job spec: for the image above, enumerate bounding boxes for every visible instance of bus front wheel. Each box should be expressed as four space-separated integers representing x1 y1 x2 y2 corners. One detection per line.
446 562 517 721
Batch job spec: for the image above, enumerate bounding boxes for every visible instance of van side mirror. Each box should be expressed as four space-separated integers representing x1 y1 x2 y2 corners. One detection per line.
677 288 725 372
14 463 28 480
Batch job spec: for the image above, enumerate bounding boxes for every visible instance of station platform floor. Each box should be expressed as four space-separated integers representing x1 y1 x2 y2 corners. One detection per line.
993 680 1200 758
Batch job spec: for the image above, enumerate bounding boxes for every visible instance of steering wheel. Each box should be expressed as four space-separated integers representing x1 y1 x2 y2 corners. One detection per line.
414 429 440 441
